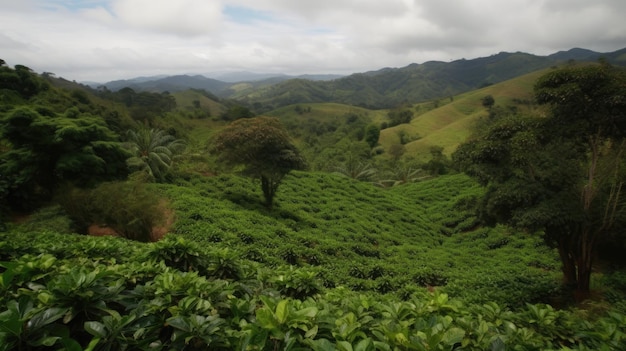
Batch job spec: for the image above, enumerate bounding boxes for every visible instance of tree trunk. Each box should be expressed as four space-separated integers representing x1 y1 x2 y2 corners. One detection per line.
260 176 275 209
556 238 577 288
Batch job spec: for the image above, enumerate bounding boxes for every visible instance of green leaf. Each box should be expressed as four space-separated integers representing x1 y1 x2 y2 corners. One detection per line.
33 336 61 347
308 338 336 351
336 340 353 351
295 306 318 319
442 327 465 345
59 337 83 351
275 299 289 324
305 324 318 339
256 308 278 330
0 305 23 337
354 338 375 351
27 307 67 330
167 316 191 332
84 321 107 338
84 337 101 351
0 262 17 288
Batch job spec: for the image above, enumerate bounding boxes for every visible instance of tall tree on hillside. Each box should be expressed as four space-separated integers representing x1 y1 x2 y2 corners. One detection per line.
213 116 306 209
124 128 186 182
364 124 380 148
454 64 626 296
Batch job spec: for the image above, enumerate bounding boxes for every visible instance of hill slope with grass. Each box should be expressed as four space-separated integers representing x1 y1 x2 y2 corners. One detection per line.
378 68 549 161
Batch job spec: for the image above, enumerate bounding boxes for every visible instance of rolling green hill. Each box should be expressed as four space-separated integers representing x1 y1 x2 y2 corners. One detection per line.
229 48 626 111
381 69 549 161
257 68 549 166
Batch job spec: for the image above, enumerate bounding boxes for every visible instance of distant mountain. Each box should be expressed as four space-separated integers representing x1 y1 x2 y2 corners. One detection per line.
102 75 169 90
548 48 600 61
209 71 290 83
232 47 626 110
546 47 626 63
99 47 626 110
103 74 230 93
205 71 345 83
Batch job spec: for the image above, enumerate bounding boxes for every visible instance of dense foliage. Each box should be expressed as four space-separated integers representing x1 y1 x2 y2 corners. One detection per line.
454 64 626 295
1 217 625 350
0 106 129 210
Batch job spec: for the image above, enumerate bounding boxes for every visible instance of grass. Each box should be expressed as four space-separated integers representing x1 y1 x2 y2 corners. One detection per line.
172 90 225 118
378 69 552 162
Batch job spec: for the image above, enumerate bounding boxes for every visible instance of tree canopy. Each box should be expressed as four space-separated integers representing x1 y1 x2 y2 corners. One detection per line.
0 106 129 210
454 64 626 295
213 116 306 208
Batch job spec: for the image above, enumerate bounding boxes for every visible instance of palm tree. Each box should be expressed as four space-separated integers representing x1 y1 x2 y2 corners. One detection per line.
334 161 377 181
375 165 430 188
124 128 186 182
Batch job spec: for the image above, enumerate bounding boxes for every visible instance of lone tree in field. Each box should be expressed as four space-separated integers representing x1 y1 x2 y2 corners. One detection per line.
454 63 626 297
213 116 306 208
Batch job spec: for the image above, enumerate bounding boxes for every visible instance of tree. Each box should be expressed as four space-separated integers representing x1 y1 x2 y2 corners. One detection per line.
387 109 414 127
334 161 377 181
213 117 306 208
424 145 450 175
481 95 495 109
454 64 626 296
387 144 406 162
220 105 254 121
124 128 186 182
0 107 129 210
364 124 380 148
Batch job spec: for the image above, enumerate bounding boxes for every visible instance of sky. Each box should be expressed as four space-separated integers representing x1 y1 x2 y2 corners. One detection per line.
1 0 625 83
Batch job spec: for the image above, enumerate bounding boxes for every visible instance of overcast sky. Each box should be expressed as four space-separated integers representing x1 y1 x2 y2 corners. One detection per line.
2 0 625 82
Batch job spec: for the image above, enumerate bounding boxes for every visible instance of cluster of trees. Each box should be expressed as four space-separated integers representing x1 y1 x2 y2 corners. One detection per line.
95 87 176 122
454 63 626 294
0 63 186 220
383 108 414 128
0 62 46 101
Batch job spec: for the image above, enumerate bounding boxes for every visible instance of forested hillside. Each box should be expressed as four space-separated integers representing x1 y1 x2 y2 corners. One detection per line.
102 47 626 112
1 59 626 350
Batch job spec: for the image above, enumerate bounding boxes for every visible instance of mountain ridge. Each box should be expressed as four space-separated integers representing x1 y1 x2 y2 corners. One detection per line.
97 47 626 110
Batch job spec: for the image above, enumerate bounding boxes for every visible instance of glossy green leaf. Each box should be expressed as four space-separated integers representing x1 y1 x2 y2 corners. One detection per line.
84 321 107 338
27 307 68 330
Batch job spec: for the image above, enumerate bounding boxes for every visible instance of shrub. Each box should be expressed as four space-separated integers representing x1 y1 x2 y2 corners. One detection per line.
60 180 165 242
144 236 206 272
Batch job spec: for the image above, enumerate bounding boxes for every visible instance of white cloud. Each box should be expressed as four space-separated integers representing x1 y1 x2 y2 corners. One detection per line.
110 0 223 36
0 0 624 82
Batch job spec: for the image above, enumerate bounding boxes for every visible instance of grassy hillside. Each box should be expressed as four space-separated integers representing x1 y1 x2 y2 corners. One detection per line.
256 69 549 166
379 69 549 161
172 89 226 119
